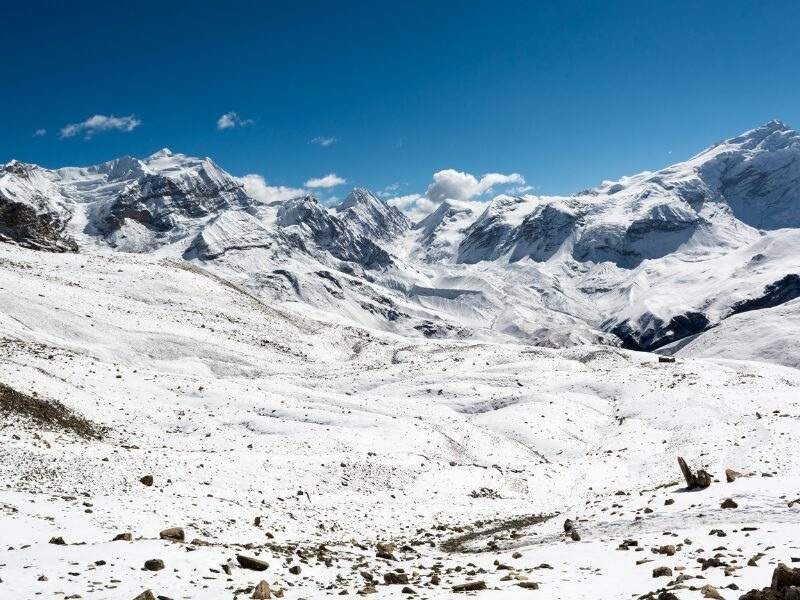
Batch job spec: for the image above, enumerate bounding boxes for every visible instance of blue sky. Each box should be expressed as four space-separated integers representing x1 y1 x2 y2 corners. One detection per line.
3 0 800 209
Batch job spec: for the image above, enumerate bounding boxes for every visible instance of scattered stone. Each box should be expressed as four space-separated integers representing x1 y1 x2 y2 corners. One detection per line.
140 475 154 486
453 581 487 592
725 469 742 483
288 565 301 575
237 555 269 571
720 498 738 509
653 566 673 578
113 533 133 542
144 559 164 572
132 592 157 600
658 356 676 363
570 530 581 541
563 519 574 533
159 527 184 542
384 572 409 585
252 580 272 599
518 581 540 590
401 586 416 594
49 536 66 545
701 584 724 599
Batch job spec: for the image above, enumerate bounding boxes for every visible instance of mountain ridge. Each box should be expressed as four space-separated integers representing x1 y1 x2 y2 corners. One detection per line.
2 120 799 363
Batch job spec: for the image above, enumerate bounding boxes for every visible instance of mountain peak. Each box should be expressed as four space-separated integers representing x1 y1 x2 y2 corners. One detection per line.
338 188 383 211
148 148 174 160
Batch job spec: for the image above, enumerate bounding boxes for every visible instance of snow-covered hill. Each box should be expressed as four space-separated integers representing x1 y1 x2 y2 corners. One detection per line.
1 241 799 600
1 120 799 360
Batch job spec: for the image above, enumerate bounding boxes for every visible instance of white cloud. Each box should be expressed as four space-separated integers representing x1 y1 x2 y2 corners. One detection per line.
311 136 336 147
33 128 47 137
217 111 254 130
387 169 527 221
425 169 524 203
239 174 306 204
305 173 346 189
60 114 141 139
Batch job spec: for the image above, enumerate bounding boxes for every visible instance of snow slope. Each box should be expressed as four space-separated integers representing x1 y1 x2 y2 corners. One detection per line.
2 121 799 362
1 242 799 599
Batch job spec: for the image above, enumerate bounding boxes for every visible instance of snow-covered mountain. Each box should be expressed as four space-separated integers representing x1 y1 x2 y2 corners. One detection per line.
2 121 799 362
2 123 800 600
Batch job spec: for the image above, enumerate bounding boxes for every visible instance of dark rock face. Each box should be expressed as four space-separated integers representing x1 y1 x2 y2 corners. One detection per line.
277 196 393 269
96 171 250 239
0 195 77 252
459 203 578 264
573 209 701 268
457 212 515 264
509 205 577 262
335 188 410 241
729 275 800 316
611 311 710 351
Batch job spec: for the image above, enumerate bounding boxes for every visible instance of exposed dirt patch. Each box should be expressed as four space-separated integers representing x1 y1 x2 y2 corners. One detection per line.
441 512 557 553
0 382 104 439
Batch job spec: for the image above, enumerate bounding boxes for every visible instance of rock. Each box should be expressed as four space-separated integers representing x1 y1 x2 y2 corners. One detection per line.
357 585 377 596
658 356 676 363
401 586 416 594
512 552 522 559
237 555 269 571
288 565 301 575
113 533 133 541
132 592 157 600
159 527 184 542
773 563 800 590
725 469 742 483
720 498 738 509
570 530 581 541
518 581 540 589
653 566 673 578
656 545 676 556
384 572 409 585
251 581 271 599
49 536 66 545
739 563 800 599
665 498 675 505
140 475 154 486
452 581 487 592
144 559 165 571
701 584 724 599
563 519 574 533
376 542 396 554
677 456 712 489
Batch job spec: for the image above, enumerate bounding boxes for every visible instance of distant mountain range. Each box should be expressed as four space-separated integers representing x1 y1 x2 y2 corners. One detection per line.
2 121 799 365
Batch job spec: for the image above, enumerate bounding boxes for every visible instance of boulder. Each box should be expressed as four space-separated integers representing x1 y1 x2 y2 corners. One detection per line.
453 581 487 592
159 527 184 542
252 580 271 599
384 572 409 585
144 559 164 572
237 555 269 571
